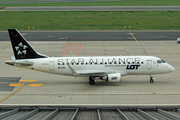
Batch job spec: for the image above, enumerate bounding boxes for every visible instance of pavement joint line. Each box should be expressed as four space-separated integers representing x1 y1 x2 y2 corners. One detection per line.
0 7 10 11
0 44 10 52
129 33 148 55
122 75 146 80
166 73 180 77
0 87 23 103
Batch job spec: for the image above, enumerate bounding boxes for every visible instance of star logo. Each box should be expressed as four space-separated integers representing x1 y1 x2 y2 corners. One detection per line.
15 42 28 55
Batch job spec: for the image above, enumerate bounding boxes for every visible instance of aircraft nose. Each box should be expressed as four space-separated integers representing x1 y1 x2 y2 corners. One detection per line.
168 65 175 72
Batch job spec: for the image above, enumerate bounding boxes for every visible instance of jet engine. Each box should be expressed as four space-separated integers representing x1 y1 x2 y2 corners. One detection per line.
101 73 121 83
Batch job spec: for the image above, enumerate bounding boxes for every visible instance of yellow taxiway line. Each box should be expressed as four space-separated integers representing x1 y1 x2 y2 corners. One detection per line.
19 80 38 82
9 83 25 86
0 44 10 52
0 87 23 103
28 84 43 87
129 33 148 55
0 7 10 11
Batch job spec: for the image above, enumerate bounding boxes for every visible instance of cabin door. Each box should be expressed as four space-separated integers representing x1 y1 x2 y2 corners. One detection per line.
147 60 152 69
49 61 55 71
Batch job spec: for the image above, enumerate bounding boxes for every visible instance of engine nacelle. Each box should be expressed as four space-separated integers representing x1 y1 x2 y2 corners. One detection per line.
107 73 121 83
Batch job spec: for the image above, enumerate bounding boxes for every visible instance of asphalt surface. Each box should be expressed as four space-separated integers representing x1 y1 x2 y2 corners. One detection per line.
3 6 180 11
1 30 180 41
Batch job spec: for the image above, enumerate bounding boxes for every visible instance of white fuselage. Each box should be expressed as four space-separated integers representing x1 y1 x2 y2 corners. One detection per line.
14 56 175 77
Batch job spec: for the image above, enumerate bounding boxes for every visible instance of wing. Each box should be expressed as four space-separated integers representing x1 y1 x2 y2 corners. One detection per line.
68 65 114 76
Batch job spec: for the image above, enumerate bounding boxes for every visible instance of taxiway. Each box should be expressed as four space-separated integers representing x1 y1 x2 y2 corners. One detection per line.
0 31 179 105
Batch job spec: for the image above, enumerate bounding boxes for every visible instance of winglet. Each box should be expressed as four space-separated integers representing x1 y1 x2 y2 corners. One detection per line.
70 51 76 57
68 65 78 75
11 56 16 60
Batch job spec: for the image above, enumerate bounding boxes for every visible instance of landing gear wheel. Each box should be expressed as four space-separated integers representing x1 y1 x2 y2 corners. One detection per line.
150 79 154 83
89 80 95 85
177 41 180 44
89 76 95 85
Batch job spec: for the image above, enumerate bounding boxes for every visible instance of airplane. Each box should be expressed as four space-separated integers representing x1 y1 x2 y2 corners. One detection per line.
5 29 175 85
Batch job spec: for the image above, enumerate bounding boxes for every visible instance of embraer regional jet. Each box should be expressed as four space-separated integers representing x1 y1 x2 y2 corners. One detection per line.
5 29 175 85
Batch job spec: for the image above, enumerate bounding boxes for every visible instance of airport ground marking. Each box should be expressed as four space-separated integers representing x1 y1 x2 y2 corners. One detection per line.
0 7 10 11
0 44 10 52
129 33 148 55
19 79 38 82
28 83 43 87
9 83 24 86
21 33 28 36
0 87 23 103
60 42 67 56
78 42 82 55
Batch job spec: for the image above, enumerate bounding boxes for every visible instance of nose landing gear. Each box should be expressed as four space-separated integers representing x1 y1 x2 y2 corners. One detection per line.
150 75 154 83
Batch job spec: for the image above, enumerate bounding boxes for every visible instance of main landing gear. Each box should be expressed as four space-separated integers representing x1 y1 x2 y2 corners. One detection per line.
150 75 154 83
89 76 95 85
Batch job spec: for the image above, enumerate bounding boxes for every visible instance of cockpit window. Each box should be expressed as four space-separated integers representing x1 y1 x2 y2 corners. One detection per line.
157 60 162 64
161 59 166 63
157 59 166 64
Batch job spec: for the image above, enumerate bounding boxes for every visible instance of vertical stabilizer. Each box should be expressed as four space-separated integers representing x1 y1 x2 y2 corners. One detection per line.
8 29 48 59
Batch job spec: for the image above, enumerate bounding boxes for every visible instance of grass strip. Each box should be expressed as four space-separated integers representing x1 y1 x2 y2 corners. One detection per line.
0 0 180 7
0 11 180 30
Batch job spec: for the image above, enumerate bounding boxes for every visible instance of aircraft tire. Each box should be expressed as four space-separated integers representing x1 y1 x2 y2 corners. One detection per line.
177 41 180 44
89 80 95 85
150 79 154 83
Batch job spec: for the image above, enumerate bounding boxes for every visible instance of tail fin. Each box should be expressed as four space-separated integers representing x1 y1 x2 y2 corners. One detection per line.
8 29 48 60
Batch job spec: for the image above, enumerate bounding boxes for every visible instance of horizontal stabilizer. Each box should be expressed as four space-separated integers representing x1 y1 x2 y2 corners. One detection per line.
5 60 33 66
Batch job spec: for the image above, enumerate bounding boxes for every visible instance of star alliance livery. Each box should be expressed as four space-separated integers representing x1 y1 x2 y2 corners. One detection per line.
6 29 175 85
